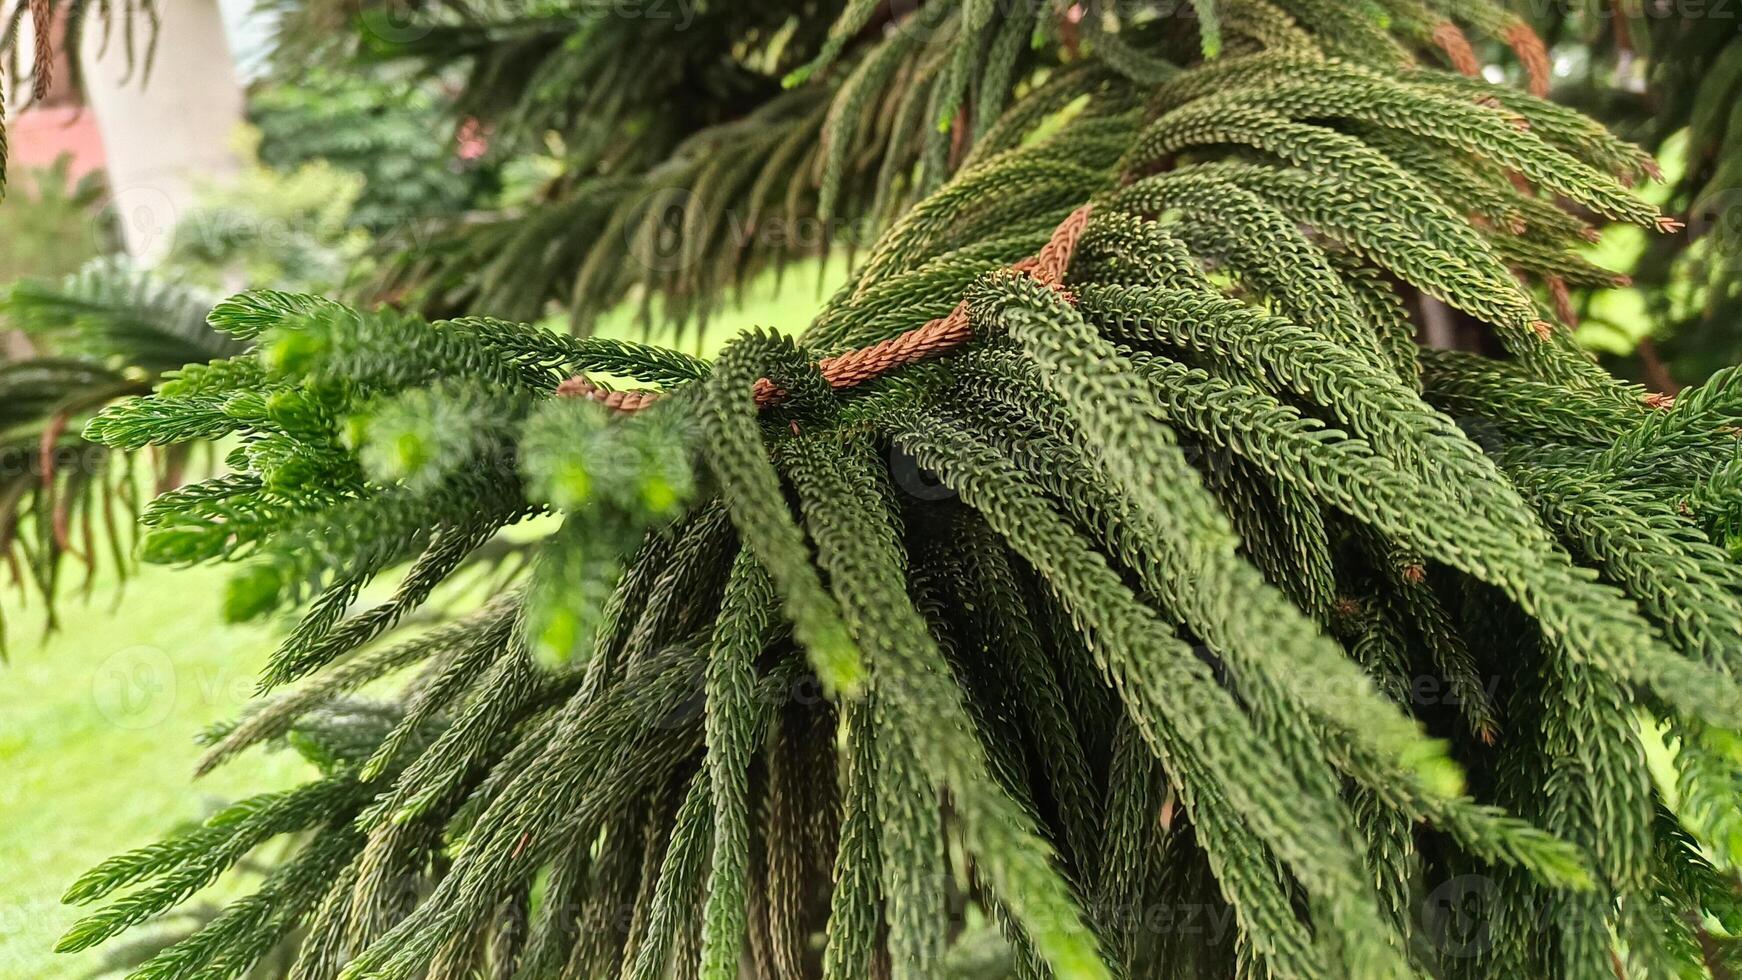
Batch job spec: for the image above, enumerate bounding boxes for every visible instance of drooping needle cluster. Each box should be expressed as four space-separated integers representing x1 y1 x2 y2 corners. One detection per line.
32 1 1742 978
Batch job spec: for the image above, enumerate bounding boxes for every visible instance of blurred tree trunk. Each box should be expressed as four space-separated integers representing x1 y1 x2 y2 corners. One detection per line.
79 0 244 264
2 329 34 360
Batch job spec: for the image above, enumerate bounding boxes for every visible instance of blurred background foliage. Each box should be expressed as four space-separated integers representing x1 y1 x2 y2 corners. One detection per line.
0 155 118 283
250 69 490 237
163 130 370 296
1527 3 1742 388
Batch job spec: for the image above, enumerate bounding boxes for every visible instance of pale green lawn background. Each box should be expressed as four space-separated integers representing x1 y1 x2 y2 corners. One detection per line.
0 267 842 978
0 564 314 979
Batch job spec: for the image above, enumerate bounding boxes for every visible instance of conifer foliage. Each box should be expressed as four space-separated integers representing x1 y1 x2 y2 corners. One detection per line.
0 262 235 650
26 1 1742 978
1531 4 1742 384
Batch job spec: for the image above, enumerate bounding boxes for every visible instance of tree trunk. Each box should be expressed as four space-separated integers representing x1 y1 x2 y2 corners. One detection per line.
78 0 244 264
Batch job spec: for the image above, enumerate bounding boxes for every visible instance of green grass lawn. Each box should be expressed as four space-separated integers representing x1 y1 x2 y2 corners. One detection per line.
0 266 843 978
0 564 317 979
